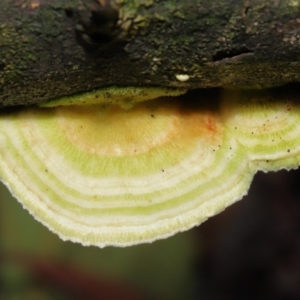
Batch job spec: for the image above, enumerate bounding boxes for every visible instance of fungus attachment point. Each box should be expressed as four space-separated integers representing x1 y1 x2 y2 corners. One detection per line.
40 86 187 109
1 86 300 247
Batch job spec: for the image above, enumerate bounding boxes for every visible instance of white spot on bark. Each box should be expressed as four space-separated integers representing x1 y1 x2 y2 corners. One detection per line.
175 74 190 82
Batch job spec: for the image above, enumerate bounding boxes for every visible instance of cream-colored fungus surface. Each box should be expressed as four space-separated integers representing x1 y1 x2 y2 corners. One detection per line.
0 87 300 247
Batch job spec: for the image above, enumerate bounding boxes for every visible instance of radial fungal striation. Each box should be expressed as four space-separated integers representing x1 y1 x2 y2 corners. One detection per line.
0 86 300 247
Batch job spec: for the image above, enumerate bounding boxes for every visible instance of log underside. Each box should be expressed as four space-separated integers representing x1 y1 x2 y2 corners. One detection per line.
1 0 300 107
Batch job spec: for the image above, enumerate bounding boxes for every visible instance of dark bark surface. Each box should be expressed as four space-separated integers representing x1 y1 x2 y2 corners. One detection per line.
1 0 300 107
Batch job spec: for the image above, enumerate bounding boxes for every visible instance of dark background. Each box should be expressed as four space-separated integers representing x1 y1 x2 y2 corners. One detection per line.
1 168 300 300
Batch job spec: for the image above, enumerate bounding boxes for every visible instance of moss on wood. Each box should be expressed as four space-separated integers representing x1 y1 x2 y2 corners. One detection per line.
1 0 300 106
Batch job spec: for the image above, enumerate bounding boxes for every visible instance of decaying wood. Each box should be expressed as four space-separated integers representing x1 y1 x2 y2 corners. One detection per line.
1 0 300 107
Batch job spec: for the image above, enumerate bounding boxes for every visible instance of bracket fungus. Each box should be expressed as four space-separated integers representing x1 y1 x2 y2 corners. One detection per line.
0 86 300 247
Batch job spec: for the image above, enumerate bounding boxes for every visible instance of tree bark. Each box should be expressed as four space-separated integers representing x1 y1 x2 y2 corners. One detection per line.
1 0 300 107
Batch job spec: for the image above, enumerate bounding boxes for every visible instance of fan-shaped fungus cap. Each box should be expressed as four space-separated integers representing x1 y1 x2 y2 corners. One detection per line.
0 86 299 247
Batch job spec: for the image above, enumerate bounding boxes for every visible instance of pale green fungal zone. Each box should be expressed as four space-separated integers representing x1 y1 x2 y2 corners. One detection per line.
0 87 300 247
221 88 300 171
40 86 187 110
